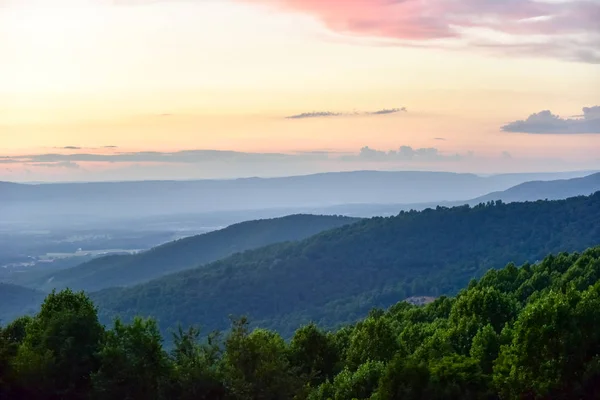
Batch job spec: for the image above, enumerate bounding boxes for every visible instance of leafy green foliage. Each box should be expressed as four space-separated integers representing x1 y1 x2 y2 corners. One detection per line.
10 289 104 400
308 361 385 400
93 194 600 337
220 317 302 400
377 356 431 400
288 323 339 386
346 315 398 368
167 326 225 400
0 316 31 400
92 317 170 400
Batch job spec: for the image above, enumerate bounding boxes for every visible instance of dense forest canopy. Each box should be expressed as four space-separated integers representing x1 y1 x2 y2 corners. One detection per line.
92 193 600 336
2 247 600 399
32 214 358 293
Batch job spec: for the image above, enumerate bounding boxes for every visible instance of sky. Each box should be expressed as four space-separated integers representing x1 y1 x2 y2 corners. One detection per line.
1 0 599 182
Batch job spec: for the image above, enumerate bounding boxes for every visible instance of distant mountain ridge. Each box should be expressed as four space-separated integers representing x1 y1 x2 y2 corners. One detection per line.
301 172 600 217
2 170 594 225
471 172 600 204
91 192 600 336
31 214 358 292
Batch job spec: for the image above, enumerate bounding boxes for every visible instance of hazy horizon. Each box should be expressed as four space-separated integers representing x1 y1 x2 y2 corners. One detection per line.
2 165 599 184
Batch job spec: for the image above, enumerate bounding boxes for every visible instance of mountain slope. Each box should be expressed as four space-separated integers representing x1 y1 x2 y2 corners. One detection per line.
33 214 358 292
472 172 600 204
0 283 46 324
92 192 600 336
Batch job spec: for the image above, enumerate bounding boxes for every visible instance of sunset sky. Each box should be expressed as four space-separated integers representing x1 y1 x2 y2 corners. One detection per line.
1 0 599 181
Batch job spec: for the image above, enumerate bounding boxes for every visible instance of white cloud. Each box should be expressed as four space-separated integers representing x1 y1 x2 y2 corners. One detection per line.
502 106 600 134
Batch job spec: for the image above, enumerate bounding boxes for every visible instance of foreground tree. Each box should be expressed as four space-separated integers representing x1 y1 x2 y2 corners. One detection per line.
92 317 170 400
0 316 32 398
168 326 225 400
287 323 339 386
11 290 104 400
220 317 301 400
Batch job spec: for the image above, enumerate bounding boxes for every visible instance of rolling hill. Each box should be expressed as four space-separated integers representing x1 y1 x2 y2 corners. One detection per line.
91 192 600 336
32 214 358 292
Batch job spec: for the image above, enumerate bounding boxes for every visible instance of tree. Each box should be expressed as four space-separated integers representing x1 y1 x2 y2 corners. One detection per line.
427 354 490 400
0 316 32 398
470 324 500 375
220 317 301 400
167 325 225 400
336 361 384 400
288 323 339 386
346 316 397 368
493 289 583 397
449 287 519 334
92 317 170 400
377 356 431 400
11 290 104 400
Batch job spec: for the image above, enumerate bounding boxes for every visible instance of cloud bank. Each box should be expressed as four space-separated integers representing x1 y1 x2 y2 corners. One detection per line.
0 149 327 166
1 146 467 168
502 106 600 134
244 0 600 63
32 161 81 169
343 146 469 162
2 145 598 182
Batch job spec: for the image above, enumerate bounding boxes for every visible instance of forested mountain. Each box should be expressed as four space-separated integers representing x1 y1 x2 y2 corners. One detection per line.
0 284 45 324
3 247 600 399
91 193 600 337
472 171 600 204
31 215 358 292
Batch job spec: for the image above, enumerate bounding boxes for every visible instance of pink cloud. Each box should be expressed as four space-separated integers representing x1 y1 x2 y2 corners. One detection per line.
244 0 600 62
262 0 457 39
